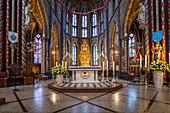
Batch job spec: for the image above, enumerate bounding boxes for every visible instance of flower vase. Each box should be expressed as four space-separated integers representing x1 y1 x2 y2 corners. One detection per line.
56 74 63 84
154 71 163 88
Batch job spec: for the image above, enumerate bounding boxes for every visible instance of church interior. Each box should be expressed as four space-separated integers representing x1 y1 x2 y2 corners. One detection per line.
0 0 170 112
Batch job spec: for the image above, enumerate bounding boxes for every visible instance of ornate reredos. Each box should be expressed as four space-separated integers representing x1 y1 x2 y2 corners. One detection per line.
79 41 91 66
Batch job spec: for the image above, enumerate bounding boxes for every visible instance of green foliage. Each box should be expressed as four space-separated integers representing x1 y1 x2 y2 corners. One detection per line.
147 60 170 72
52 64 69 77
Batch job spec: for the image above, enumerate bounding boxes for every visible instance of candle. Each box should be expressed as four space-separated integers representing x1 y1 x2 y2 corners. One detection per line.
140 55 142 68
62 60 64 67
113 61 115 75
65 61 67 69
103 61 104 71
106 60 108 72
145 55 147 68
169 53 170 65
56 62 58 66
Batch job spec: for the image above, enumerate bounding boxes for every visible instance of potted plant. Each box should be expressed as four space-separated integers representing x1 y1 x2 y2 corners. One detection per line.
52 64 69 84
147 60 170 88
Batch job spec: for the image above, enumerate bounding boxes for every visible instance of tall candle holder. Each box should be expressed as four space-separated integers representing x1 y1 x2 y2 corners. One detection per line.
140 55 143 85
145 55 148 85
112 61 115 82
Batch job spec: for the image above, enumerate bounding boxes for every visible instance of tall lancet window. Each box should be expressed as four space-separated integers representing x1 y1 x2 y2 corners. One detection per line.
72 14 77 37
129 33 136 57
82 15 87 38
34 34 41 63
92 12 97 37
101 12 104 33
93 44 97 65
72 44 77 65
66 13 69 33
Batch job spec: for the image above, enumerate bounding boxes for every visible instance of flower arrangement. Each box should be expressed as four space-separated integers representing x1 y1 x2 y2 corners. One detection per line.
52 64 69 77
147 60 170 72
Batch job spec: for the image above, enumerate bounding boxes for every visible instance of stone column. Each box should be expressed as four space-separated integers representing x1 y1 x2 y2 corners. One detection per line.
6 0 10 70
0 0 4 71
16 0 20 64
21 0 26 71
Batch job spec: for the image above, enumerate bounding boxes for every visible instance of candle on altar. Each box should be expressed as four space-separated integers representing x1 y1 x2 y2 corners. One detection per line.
106 60 108 72
62 60 64 67
65 61 67 69
145 55 147 68
56 62 58 66
103 61 104 71
140 55 142 68
169 53 170 65
113 61 115 75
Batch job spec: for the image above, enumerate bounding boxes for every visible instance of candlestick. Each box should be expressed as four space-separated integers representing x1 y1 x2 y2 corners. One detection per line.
112 61 115 82
62 60 64 67
65 61 67 69
145 55 147 68
103 61 104 71
106 60 108 74
113 61 115 75
140 55 142 68
169 53 170 65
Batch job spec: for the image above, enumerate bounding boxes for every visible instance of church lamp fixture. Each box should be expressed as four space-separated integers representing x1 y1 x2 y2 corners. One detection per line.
147 60 170 72
52 64 69 77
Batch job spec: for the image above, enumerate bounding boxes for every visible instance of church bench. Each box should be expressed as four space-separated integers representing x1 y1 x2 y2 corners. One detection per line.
0 72 8 87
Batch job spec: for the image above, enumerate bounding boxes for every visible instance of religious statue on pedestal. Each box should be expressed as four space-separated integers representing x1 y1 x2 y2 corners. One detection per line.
25 1 33 29
138 3 146 30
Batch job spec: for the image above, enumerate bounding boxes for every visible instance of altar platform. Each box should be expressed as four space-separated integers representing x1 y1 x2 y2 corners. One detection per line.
48 81 123 93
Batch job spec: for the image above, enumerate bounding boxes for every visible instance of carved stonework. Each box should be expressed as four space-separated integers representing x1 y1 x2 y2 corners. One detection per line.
25 1 33 30
138 3 146 30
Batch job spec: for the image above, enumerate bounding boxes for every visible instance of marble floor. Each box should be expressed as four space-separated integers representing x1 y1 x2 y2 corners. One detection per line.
0 78 170 113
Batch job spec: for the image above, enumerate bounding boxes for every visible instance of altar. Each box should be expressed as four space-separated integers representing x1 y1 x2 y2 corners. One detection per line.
69 66 101 83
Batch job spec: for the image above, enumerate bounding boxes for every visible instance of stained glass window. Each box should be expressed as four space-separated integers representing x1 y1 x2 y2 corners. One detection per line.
72 27 77 37
72 14 77 26
34 34 41 63
72 14 77 37
92 12 97 37
82 15 87 38
66 13 69 22
66 24 68 33
101 13 103 22
72 44 77 65
93 44 97 65
101 23 103 33
129 33 136 57
92 27 97 37
82 16 87 27
82 29 87 37
92 13 97 26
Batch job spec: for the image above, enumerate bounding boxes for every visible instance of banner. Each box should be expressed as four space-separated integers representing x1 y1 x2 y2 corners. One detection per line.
152 30 163 42
8 31 18 43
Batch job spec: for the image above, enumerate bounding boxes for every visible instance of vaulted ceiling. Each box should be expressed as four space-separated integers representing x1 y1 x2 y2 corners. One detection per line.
62 0 106 12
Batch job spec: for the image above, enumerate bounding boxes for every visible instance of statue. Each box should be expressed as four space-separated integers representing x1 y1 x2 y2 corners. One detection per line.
25 1 32 27
153 43 162 62
138 3 146 30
